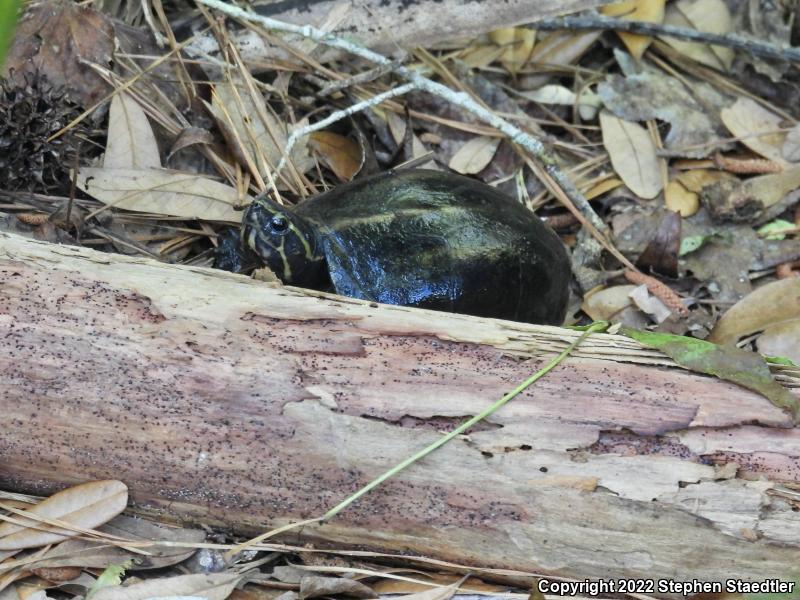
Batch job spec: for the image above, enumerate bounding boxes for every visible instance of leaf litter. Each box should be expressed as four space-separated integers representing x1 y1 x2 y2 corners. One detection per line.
3 0 800 595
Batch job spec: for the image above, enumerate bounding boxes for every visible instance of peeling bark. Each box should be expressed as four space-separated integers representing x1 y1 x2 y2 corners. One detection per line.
0 231 798 586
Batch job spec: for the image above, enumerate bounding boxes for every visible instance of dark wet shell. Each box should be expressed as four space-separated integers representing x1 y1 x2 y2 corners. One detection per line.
294 169 571 325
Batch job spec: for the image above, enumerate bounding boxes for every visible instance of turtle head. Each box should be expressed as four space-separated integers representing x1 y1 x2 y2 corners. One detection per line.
242 195 326 287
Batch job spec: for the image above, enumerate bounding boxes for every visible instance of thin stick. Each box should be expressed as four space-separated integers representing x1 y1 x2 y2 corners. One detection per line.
534 14 800 63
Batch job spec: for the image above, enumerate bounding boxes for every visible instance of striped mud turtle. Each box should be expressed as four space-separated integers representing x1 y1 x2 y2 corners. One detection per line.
232 169 571 325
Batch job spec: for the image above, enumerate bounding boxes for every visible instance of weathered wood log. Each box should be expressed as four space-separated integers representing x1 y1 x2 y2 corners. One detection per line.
1 231 799 586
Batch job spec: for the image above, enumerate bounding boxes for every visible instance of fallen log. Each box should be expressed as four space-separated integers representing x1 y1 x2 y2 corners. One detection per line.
1 230 799 586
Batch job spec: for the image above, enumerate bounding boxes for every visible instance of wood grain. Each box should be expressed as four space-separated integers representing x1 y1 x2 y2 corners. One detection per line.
1 231 798 585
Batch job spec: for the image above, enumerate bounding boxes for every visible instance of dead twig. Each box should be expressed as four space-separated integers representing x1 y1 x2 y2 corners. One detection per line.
534 14 800 63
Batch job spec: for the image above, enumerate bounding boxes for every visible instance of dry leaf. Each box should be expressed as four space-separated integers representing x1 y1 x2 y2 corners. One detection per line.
597 66 728 159
168 127 215 160
729 164 800 210
585 177 623 199
581 285 637 321
662 0 735 70
31 514 204 571
757 321 800 364
104 93 161 169
629 284 671 323
599 110 662 199
91 572 245 600
709 278 800 344
528 30 601 68
391 578 467 600
4 1 113 107
0 481 127 551
489 27 535 74
601 0 666 60
76 167 244 223
308 131 362 182
448 136 500 175
783 124 800 161
521 85 602 120
676 169 728 192
665 180 699 216
720 97 789 165
459 45 506 70
386 112 437 170
207 80 312 180
298 576 374 600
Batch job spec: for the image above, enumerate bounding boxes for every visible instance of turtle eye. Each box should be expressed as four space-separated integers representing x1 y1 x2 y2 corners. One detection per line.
270 215 290 234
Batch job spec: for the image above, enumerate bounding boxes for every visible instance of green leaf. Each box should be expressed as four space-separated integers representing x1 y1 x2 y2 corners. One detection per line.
620 327 799 421
86 559 134 599
0 0 21 69
679 234 711 256
757 218 795 240
766 355 799 367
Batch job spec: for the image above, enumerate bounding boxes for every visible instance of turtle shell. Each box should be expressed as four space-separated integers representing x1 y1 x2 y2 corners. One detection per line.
292 169 570 325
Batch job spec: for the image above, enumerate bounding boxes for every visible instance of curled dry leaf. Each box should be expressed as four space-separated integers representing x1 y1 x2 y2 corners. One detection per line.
661 0 735 70
448 136 500 175
76 168 244 223
104 92 161 170
629 284 672 323
599 110 662 199
709 278 800 345
168 127 215 161
665 180 699 216
0 481 127 551
308 131 363 182
90 572 245 600
521 85 602 120
601 0 666 60
720 97 790 165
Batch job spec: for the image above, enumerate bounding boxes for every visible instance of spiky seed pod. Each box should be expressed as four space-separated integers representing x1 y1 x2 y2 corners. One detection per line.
0 71 83 193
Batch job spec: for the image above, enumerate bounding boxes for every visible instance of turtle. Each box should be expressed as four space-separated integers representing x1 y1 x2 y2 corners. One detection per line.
232 169 571 325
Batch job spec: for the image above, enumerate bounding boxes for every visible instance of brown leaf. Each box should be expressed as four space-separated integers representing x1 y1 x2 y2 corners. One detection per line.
30 567 82 583
4 0 113 107
0 481 127 551
600 111 662 199
720 97 789 165
76 167 244 223
168 127 215 160
91 572 245 600
636 211 681 277
104 93 161 170
709 278 800 345
448 136 500 175
757 320 800 364
664 180 699 217
298 576 374 599
489 27 535 74
581 285 637 322
661 0 735 70
601 0 665 60
308 131 363 182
